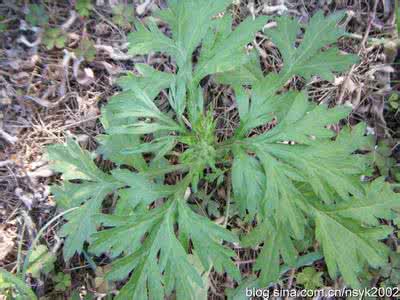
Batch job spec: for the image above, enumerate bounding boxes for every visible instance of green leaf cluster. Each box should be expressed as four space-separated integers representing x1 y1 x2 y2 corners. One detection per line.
75 37 96 62
75 0 93 17
24 4 68 51
0 269 37 300
112 4 135 29
0 16 7 32
53 273 72 292
43 28 67 50
48 1 400 298
26 4 49 27
296 267 324 290
26 245 56 279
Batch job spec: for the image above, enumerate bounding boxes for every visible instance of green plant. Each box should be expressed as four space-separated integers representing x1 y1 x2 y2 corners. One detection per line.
26 4 49 27
388 92 399 112
53 273 71 292
380 252 400 288
75 36 96 62
26 245 56 278
75 0 93 17
0 269 37 300
70 290 95 300
368 140 397 177
112 4 135 29
43 28 67 50
0 16 7 32
48 1 400 298
296 267 324 290
24 4 67 51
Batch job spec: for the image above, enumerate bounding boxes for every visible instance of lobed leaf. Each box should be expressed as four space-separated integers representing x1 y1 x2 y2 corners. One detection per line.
242 220 298 286
48 139 121 259
193 16 267 83
219 12 358 133
231 149 265 217
91 199 238 299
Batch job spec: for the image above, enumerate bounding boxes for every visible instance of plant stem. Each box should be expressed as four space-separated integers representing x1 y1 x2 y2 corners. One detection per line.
16 222 26 275
223 172 231 228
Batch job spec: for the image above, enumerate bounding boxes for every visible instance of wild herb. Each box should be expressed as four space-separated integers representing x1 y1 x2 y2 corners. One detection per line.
48 1 400 298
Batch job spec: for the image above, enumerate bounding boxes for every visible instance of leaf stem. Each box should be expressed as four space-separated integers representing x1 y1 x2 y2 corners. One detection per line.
223 172 231 228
